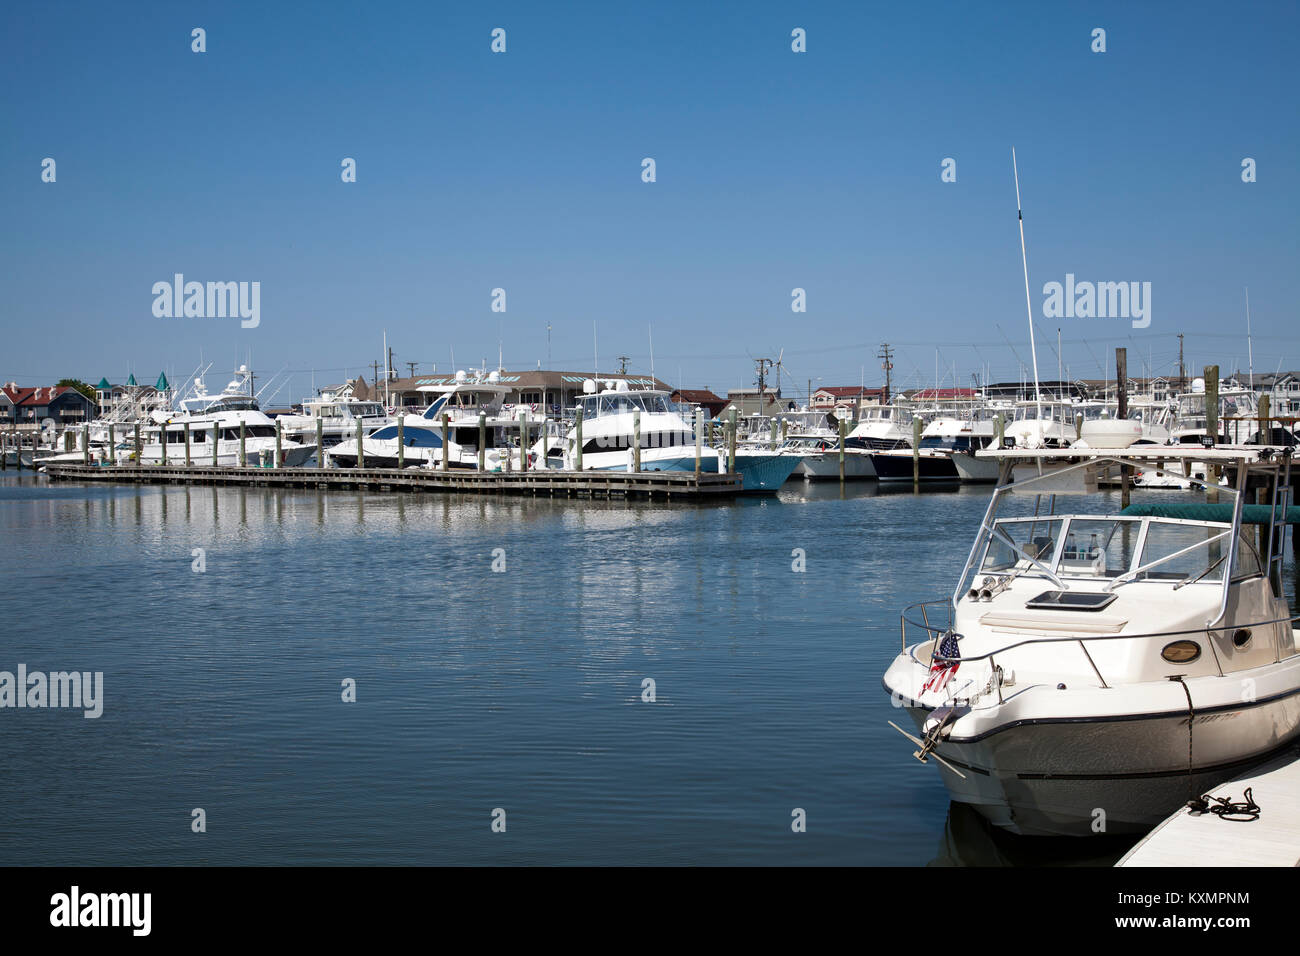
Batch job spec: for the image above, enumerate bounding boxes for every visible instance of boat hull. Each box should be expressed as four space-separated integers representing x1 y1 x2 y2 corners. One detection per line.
796 452 876 480
899 698 1300 836
870 451 959 482
590 451 800 493
950 451 1000 483
883 646 1300 836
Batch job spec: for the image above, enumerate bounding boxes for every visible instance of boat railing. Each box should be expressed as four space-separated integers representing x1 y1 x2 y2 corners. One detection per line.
900 598 1300 691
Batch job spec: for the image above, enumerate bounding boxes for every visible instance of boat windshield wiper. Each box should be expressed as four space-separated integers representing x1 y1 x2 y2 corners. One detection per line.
1106 527 1232 593
990 524 1068 591
1172 553 1229 591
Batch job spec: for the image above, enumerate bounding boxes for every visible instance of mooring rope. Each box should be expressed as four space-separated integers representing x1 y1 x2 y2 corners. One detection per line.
1172 675 1262 821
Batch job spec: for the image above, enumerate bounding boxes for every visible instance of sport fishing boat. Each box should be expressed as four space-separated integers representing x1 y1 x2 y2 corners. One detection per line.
777 434 876 480
119 367 316 466
882 444 1300 836
277 395 391 449
870 416 995 482
325 372 527 470
845 404 912 451
564 381 799 493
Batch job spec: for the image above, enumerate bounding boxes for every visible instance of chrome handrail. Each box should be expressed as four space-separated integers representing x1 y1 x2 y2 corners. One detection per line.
898 603 1300 666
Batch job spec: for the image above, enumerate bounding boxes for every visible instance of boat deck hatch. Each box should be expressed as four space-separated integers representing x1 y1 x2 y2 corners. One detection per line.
1024 590 1117 612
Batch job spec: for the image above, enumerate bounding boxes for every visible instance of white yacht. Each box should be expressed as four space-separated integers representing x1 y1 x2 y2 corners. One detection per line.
563 381 799 493
325 370 530 470
883 445 1300 836
873 415 996 482
776 434 876 480
119 368 315 467
845 404 912 451
277 396 390 449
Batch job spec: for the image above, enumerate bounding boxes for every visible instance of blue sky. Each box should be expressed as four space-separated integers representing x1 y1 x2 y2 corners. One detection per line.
2 1 1296 402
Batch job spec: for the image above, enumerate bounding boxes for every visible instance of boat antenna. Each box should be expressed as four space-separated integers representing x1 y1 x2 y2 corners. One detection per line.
1245 287 1254 388
593 321 598 378
649 323 655 383
1012 148 1043 424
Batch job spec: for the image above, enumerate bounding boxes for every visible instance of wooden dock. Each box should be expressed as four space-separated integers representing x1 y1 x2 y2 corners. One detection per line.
40 462 742 500
1117 744 1300 867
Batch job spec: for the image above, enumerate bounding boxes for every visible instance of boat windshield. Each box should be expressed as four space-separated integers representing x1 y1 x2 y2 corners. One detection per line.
981 516 1253 584
581 393 671 417
980 518 1065 573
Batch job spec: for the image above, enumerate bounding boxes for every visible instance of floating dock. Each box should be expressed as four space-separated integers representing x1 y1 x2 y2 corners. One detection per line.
41 462 742 500
1117 744 1300 867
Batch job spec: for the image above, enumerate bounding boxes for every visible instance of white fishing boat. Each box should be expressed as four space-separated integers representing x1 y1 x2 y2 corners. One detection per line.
845 404 912 451
777 435 876 480
98 367 316 467
882 445 1300 836
277 396 390 449
325 370 528 470
871 416 996 482
564 380 799 493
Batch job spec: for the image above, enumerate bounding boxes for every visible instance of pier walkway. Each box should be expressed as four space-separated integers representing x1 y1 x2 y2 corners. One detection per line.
41 462 742 501
1117 744 1300 866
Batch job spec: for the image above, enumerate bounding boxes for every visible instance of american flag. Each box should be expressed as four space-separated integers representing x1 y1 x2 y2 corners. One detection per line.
921 632 961 695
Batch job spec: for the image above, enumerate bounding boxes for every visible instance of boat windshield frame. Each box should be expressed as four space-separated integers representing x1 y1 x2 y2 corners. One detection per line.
949 448 1283 629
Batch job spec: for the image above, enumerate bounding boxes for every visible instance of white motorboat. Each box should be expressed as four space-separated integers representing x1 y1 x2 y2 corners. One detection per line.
325 370 529 470
845 404 912 451
564 380 800 493
777 435 876 480
882 444 1300 836
277 396 390 449
117 367 316 467
871 416 996 482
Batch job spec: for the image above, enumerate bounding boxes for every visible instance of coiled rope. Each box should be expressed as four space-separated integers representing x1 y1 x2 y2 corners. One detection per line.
1171 675 1262 822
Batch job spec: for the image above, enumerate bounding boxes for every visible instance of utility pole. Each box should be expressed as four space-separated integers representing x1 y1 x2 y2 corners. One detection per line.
617 355 630 374
1178 333 1186 391
754 358 773 408
406 362 418 377
371 360 382 389
878 343 894 406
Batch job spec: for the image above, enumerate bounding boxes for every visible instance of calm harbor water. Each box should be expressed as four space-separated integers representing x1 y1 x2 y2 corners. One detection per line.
3 473 1291 866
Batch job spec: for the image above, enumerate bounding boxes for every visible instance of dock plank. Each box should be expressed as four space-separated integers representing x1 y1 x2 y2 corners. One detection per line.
1117 744 1300 867
40 462 742 501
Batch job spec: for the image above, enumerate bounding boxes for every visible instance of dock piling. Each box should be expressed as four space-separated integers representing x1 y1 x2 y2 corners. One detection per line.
839 418 846 483
912 417 921 487
632 409 641 473
478 412 487 471
574 408 583 471
441 413 449 472
694 407 702 476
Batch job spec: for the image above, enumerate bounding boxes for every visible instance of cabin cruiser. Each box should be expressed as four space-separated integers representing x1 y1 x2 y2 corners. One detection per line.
883 445 1300 836
277 396 390 449
563 381 799 493
326 372 529 469
776 434 876 480
845 404 912 451
871 416 995 482
114 368 315 466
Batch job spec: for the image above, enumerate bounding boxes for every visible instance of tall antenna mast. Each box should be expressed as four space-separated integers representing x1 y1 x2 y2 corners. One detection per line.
1013 148 1043 424
1245 287 1254 388
649 323 655 383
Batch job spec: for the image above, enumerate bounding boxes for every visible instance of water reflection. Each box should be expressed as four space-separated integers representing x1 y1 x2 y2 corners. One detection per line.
930 801 1140 867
